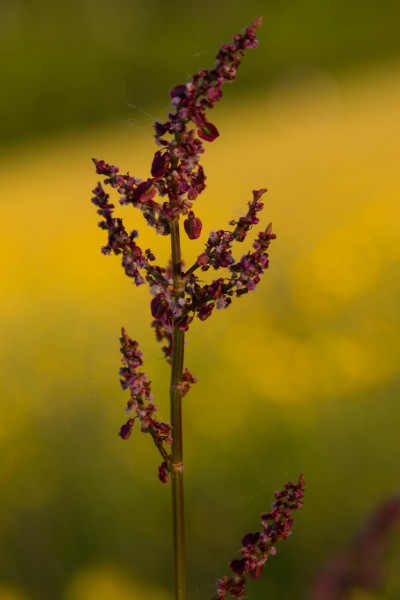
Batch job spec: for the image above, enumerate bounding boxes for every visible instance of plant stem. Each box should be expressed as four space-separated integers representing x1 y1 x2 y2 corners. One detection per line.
170 218 186 600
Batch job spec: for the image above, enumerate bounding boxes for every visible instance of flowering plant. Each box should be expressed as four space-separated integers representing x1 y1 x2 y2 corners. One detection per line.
90 17 304 599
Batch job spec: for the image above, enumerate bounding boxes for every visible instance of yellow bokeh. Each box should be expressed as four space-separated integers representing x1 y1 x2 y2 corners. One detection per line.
1 60 400 598
0 586 31 600
312 228 380 301
64 564 171 600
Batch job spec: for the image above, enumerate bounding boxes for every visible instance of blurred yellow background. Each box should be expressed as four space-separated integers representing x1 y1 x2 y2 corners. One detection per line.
1 2 400 599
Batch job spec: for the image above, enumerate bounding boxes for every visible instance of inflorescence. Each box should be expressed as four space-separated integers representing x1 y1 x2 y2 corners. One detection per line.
91 16 275 483
213 475 305 599
90 16 305 598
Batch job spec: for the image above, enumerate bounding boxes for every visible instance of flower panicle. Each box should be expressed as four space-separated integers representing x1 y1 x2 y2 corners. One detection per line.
91 18 271 351
175 189 275 324
92 18 263 246
91 180 166 287
91 18 270 480
195 188 271 273
161 16 263 147
212 474 305 599
118 328 173 482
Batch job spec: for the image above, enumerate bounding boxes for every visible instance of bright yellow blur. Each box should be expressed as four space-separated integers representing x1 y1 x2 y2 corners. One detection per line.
3 65 399 406
64 564 170 600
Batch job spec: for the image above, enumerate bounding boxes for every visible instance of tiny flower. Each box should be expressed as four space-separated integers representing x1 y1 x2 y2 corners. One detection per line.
213 577 227 600
215 296 231 310
151 150 170 178
152 420 173 444
151 293 169 320
198 121 219 142
184 211 202 240
92 158 119 177
133 179 157 203
208 86 223 102
158 461 170 484
197 252 208 266
214 474 304 598
225 576 246 598
198 302 214 321
229 559 246 576
154 120 170 138
241 532 260 546
119 418 135 440
178 368 197 396
169 83 188 99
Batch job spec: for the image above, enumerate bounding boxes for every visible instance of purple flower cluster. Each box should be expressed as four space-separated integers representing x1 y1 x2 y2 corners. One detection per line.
118 328 173 480
91 180 164 287
214 474 305 599
91 18 275 480
93 17 262 245
91 19 274 363
90 18 306 599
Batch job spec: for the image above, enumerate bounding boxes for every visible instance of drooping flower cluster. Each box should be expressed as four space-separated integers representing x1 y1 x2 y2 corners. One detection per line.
118 328 173 479
213 474 305 599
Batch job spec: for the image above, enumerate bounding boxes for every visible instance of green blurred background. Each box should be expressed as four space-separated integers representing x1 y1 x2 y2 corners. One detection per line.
1 1 400 599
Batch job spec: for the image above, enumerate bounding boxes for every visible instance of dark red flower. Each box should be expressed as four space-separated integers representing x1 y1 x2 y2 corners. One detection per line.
170 84 188 99
229 559 246 576
198 302 214 321
213 474 304 599
151 151 170 178
133 179 157 203
184 211 202 240
151 293 169 319
119 418 135 440
92 158 119 176
198 121 219 142
158 461 170 484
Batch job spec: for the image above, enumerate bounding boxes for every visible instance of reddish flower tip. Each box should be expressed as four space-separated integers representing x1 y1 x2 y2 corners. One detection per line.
92 158 119 176
158 461 170 484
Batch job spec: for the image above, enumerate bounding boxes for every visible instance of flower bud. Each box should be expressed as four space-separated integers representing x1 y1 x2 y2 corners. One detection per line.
158 461 170 484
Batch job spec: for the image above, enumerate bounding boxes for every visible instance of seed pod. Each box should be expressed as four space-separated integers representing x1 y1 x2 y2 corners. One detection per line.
184 211 202 240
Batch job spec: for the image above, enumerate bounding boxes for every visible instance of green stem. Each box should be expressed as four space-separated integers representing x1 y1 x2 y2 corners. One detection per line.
170 219 186 600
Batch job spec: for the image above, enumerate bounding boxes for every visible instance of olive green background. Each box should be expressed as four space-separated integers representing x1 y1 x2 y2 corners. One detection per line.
2 0 400 148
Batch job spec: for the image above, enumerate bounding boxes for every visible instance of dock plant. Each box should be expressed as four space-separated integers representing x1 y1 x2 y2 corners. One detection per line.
90 17 304 599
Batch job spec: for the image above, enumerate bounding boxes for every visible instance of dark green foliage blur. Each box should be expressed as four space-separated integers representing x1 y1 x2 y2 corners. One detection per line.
2 0 400 147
